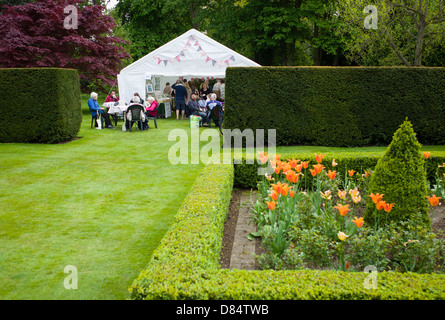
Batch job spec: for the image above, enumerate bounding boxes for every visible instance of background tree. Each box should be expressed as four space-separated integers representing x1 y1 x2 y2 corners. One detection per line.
0 0 130 92
340 0 445 66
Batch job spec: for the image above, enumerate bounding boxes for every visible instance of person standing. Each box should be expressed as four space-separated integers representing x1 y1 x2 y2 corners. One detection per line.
220 79 225 101
212 79 221 99
172 80 188 120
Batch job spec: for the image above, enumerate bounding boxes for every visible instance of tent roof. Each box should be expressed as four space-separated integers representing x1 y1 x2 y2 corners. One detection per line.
119 28 261 78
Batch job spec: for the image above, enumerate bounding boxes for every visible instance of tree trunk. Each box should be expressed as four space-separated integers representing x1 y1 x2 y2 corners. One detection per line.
414 16 427 66
313 23 322 66
189 2 200 30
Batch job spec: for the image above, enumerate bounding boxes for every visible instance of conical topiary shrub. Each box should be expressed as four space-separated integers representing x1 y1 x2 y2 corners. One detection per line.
364 119 431 229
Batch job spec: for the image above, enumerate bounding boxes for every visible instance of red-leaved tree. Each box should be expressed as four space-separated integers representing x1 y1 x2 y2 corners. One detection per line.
0 0 130 91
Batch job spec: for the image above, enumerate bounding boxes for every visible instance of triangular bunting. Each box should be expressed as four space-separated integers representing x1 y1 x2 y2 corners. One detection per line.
176 55 180 62
180 51 185 56
212 59 217 66
163 60 168 66
197 46 202 52
194 41 199 46
205 57 211 63
230 56 235 61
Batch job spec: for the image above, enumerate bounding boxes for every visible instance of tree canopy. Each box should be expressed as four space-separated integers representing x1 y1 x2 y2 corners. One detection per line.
0 0 130 91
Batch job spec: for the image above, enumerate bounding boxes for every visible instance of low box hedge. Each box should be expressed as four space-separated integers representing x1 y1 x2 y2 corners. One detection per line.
224 67 445 147
129 164 445 300
0 68 82 143
234 151 445 189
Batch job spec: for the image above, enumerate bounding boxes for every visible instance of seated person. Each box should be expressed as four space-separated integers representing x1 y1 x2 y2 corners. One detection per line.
205 93 223 125
130 93 144 105
88 92 115 129
141 96 159 130
187 91 208 126
105 90 119 104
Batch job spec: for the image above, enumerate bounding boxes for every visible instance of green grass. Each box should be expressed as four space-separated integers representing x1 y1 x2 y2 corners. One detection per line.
0 96 208 299
2 94 445 299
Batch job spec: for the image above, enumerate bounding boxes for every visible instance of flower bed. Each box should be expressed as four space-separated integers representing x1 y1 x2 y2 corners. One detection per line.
129 164 445 300
252 152 445 273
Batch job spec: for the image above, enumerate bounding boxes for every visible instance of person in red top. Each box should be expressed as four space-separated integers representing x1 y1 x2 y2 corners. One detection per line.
105 90 119 103
141 96 159 130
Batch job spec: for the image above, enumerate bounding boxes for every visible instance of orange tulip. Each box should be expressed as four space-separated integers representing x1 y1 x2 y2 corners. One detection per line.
312 163 325 174
289 190 295 198
269 190 279 201
267 201 277 211
424 152 432 159
320 190 332 200
258 151 269 164
327 170 337 180
281 184 293 197
345 262 351 270
376 200 386 211
315 153 325 163
351 217 364 228
426 195 441 207
369 193 384 204
287 158 300 169
338 231 348 241
334 204 350 216
310 169 317 177
301 161 309 169
295 164 303 173
271 181 285 194
349 187 359 198
348 170 356 177
286 170 300 184
384 202 395 212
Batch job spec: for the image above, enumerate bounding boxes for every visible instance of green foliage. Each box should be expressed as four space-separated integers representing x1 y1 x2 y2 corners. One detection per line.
364 120 431 228
129 163 445 300
225 66 445 147
0 68 82 143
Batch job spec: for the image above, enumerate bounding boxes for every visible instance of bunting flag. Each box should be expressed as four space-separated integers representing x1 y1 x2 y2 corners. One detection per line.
155 34 236 67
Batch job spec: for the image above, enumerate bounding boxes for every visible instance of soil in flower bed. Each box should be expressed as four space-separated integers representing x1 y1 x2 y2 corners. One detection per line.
220 191 445 271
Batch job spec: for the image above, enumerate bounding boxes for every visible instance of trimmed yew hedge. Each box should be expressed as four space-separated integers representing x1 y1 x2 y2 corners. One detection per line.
129 164 445 300
224 67 445 147
0 68 82 143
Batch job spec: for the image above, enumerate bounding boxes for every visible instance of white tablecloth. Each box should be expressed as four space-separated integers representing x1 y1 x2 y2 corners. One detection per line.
103 102 128 115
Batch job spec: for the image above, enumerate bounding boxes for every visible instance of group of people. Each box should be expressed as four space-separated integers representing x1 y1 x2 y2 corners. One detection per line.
167 78 225 124
88 90 159 130
88 77 225 129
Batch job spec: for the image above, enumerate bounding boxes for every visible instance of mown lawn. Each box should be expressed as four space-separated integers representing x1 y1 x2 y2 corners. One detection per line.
0 96 206 299
1 94 444 300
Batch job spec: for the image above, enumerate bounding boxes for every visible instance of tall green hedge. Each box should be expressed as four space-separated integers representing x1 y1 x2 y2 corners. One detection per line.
224 67 445 147
0 68 82 143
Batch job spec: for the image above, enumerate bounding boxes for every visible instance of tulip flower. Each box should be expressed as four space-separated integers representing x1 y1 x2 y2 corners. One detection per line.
287 158 300 169
310 169 317 177
352 195 362 204
376 200 386 211
334 204 350 216
301 161 309 169
269 190 279 201
320 190 332 200
280 184 293 197
258 151 268 164
327 170 337 180
312 163 325 174
426 195 441 207
332 159 338 167
369 193 384 204
338 231 348 241
315 153 325 163
286 170 300 184
265 174 274 181
295 164 303 173
351 217 364 228
271 181 285 194
338 190 347 200
345 262 351 270
349 187 359 198
289 190 295 198
267 201 277 211
348 170 356 177
423 152 432 159
384 202 395 212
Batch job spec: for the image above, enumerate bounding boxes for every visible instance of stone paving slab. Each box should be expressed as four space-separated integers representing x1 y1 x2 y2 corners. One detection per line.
229 190 257 270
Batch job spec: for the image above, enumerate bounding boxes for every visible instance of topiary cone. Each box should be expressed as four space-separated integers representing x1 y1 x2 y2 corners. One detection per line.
364 119 431 229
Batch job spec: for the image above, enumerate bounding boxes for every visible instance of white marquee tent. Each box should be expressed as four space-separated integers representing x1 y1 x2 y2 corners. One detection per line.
117 29 261 103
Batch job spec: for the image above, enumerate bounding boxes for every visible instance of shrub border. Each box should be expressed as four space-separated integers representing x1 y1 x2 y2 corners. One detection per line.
129 162 445 300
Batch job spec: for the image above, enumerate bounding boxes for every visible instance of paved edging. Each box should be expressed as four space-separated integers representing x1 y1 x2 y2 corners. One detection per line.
229 190 257 270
